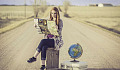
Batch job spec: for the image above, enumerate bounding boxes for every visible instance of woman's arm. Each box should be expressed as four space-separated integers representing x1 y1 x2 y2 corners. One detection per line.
58 19 63 36
44 34 48 39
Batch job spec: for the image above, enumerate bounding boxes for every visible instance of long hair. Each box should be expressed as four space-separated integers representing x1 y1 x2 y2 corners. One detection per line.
50 7 60 26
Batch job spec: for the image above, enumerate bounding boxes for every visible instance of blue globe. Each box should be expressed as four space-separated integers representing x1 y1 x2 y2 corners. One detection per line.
68 43 83 59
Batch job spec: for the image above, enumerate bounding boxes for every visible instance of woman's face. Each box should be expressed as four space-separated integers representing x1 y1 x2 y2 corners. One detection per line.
51 10 57 19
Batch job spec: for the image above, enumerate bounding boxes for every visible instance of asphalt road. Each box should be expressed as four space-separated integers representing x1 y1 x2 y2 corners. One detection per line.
0 15 120 70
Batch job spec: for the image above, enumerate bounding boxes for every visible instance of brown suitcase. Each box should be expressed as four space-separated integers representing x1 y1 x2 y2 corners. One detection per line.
46 48 59 69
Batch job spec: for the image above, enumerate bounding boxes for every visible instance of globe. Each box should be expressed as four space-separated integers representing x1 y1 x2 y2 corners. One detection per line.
68 43 83 60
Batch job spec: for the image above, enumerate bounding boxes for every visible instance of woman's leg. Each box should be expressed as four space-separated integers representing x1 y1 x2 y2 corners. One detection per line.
41 60 45 65
33 39 52 58
40 60 45 70
40 45 48 70
33 51 40 58
40 39 54 61
27 39 54 63
40 39 54 69
41 45 48 60
27 39 46 63
37 39 55 50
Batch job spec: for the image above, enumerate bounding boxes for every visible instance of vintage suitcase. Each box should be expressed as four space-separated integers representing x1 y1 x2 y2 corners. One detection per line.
46 48 59 69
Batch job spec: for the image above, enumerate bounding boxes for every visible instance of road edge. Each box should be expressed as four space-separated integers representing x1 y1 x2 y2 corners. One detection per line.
0 18 33 34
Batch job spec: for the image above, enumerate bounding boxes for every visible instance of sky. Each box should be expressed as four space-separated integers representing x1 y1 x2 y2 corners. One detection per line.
0 0 120 6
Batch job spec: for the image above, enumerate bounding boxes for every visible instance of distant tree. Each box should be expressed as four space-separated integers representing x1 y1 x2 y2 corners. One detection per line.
40 0 47 13
63 0 70 17
63 0 70 14
58 5 62 12
33 0 47 18
33 0 38 18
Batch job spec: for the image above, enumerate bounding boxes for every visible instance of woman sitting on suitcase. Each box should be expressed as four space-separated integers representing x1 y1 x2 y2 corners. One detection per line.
27 7 63 70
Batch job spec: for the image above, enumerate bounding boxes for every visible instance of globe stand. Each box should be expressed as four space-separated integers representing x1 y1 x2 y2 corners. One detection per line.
61 43 88 70
70 59 79 62
61 61 88 70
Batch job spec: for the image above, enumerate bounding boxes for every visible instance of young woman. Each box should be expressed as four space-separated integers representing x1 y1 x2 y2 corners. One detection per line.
27 7 63 70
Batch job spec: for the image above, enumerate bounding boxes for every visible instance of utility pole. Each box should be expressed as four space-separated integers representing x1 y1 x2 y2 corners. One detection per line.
24 0 26 18
34 0 37 18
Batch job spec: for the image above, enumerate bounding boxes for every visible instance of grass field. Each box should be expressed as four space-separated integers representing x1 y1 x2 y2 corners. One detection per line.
61 6 120 34
0 6 120 35
0 6 34 19
0 6 53 34
0 6 34 28
0 6 52 27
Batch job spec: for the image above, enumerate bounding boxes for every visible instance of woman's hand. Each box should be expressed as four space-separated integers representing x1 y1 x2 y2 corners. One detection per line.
53 25 58 30
56 25 58 29
34 24 37 28
54 47 59 51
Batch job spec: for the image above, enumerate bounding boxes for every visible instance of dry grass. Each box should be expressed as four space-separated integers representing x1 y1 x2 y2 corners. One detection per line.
2 6 120 34
0 6 53 34
0 6 34 28
0 6 34 18
0 18 33 34
61 6 120 34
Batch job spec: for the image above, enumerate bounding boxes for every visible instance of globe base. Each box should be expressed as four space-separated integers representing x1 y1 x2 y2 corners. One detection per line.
70 59 79 62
